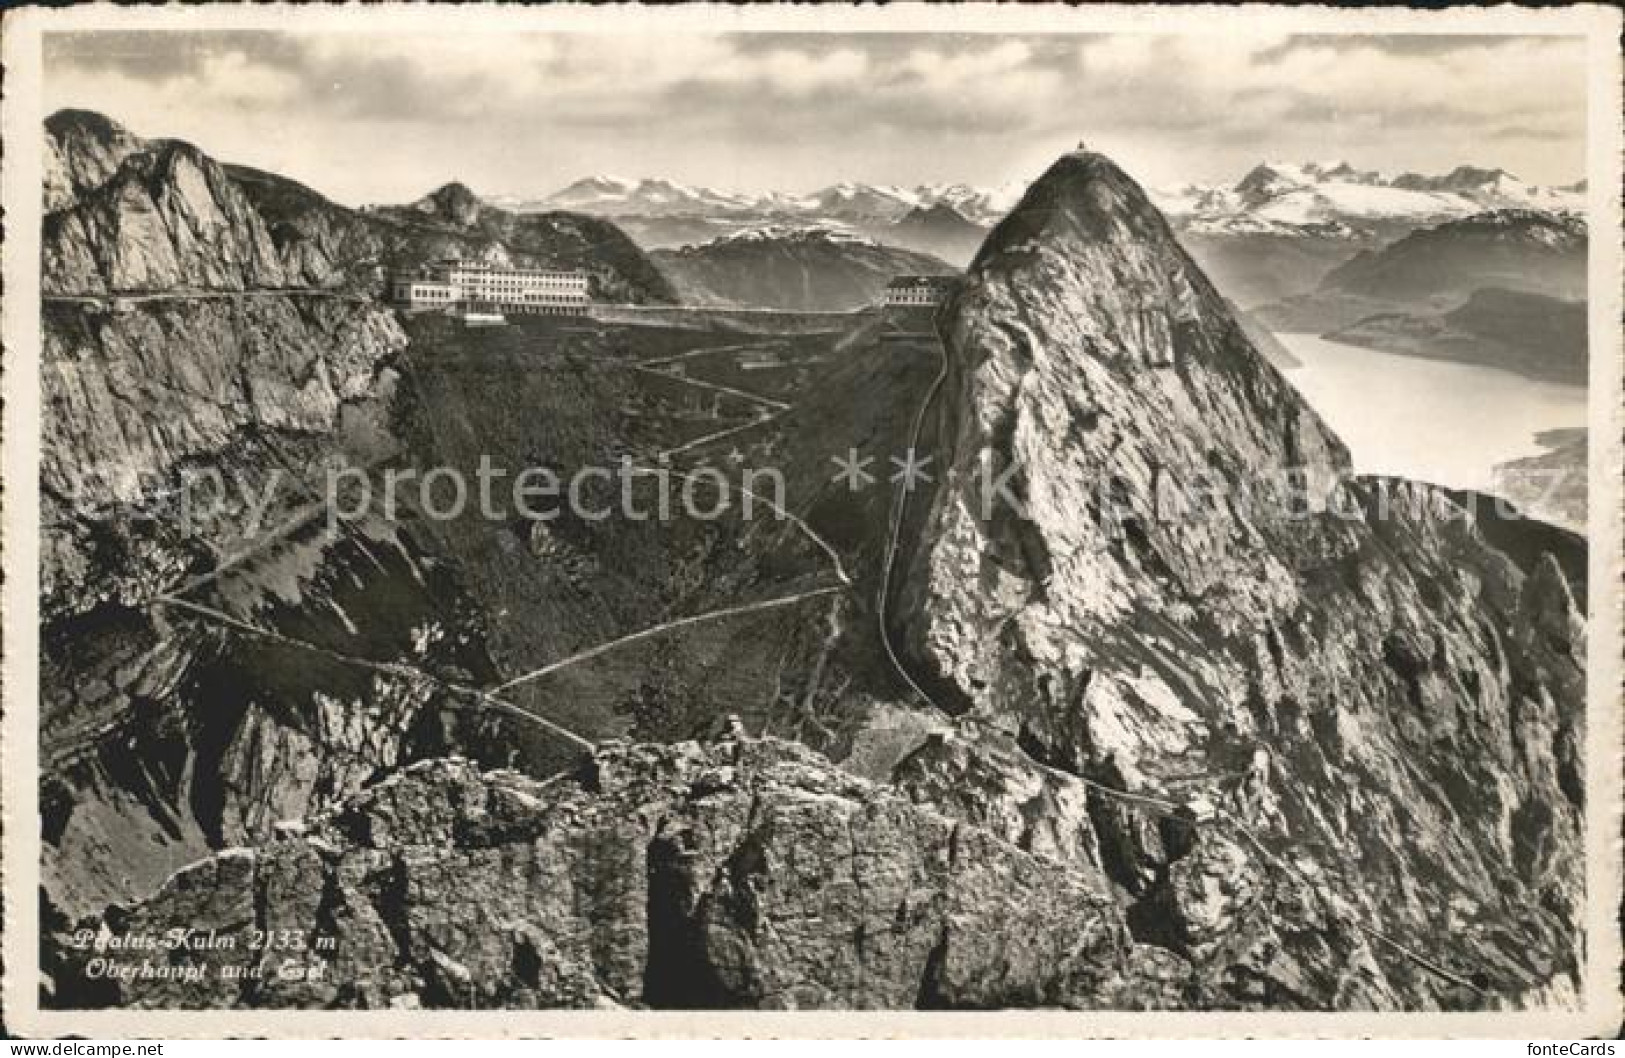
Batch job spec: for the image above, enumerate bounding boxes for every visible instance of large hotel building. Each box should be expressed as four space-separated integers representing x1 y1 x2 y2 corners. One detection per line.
390 259 591 316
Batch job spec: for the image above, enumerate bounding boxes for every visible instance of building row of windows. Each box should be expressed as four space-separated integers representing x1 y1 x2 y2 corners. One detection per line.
440 262 586 279
452 273 587 286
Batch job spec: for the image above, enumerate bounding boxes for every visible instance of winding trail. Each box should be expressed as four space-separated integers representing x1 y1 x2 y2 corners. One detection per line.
657 411 783 460
627 466 852 587
630 362 789 412
637 340 782 368
486 586 844 697
153 595 596 752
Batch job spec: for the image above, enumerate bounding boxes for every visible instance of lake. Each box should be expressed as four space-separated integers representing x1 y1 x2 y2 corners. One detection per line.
1270 333 1588 493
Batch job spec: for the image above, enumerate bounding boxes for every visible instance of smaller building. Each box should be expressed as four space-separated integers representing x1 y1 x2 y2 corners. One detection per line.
883 274 957 308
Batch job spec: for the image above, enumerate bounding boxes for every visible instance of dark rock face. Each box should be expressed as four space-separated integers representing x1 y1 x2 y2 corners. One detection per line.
886 204 990 268
58 738 1197 1011
895 151 1586 1008
1322 287 1586 385
1320 209 1586 303
224 165 392 289
411 182 484 228
45 109 149 213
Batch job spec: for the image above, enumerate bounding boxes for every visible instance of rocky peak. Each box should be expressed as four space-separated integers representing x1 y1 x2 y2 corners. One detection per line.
909 201 975 223
1233 162 1303 206
918 147 1349 700
44 133 291 294
895 148 1585 1006
44 108 147 213
1437 165 1516 191
413 181 484 227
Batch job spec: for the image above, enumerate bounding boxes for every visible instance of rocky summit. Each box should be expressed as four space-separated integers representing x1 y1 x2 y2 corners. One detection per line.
39 118 1586 1013
897 150 1584 1007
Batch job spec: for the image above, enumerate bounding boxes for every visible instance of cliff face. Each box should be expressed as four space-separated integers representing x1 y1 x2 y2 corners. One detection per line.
44 109 147 213
37 115 478 923
894 152 1585 1007
39 114 756 933
45 140 294 294
225 165 391 289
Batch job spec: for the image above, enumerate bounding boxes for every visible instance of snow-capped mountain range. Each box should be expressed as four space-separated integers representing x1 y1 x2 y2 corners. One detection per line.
511 175 1028 227
493 161 1585 255
1154 161 1585 236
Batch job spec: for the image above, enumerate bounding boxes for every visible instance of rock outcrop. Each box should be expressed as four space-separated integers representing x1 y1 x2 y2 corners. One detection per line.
54 737 1193 1011
45 139 294 294
44 109 147 213
894 150 1586 1008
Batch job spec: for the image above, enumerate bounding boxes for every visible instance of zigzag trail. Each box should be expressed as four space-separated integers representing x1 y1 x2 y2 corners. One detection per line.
150 595 596 752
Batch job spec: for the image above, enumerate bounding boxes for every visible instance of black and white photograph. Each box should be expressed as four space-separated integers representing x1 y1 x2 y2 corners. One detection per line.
1 3 1620 1039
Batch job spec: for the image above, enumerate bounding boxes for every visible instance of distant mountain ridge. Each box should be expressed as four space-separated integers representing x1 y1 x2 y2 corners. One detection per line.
886 202 989 266
1320 209 1586 302
1251 208 1588 384
1155 159 1584 237
651 227 955 311
529 175 1027 227
1168 159 1587 312
510 159 1583 243
504 159 1585 289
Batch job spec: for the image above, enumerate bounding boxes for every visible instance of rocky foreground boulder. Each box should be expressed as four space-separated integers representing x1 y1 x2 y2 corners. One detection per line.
54 735 1205 1011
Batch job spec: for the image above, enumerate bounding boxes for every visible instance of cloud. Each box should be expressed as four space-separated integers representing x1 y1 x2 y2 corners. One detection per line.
40 29 1588 202
1071 33 1583 140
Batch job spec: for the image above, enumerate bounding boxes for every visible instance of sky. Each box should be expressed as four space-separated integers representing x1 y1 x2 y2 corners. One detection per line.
42 29 1588 207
